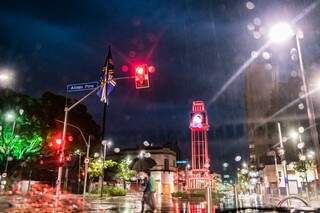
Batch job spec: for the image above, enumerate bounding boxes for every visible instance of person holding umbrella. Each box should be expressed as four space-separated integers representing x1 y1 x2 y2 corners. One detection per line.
141 171 156 212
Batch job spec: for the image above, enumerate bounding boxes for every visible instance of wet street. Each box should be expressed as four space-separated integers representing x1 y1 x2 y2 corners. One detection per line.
1 192 208 212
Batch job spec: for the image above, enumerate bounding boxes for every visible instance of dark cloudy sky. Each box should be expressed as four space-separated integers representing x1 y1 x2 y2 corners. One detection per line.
1 0 320 172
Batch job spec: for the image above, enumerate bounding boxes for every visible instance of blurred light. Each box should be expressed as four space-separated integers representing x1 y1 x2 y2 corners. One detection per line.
246 1 255 10
289 130 299 140
186 164 191 169
121 65 129 72
114 147 120 153
269 22 294 43
5 111 16 122
247 23 255 31
298 103 304 110
297 142 305 149
242 162 248 168
250 51 258 58
107 140 112 148
93 152 100 158
136 66 144 75
291 71 298 77
143 140 150 147
235 155 242 162
222 162 229 168
299 154 306 161
282 137 288 142
148 66 155 73
262 51 271 60
145 152 151 158
264 63 273 70
253 18 261 26
0 69 14 87
298 126 305 133
253 31 262 39
307 150 315 159
19 109 24 115
259 27 266 35
55 139 62 145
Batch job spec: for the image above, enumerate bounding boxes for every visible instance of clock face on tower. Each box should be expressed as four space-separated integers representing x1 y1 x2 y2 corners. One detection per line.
190 113 204 128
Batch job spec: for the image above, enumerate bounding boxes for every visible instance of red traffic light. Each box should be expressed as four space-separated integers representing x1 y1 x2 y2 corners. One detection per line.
135 64 150 89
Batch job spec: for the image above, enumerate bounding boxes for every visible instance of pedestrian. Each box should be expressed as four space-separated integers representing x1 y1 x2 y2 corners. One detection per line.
141 171 156 212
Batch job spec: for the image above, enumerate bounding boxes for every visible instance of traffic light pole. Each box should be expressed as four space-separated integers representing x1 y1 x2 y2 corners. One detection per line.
55 85 101 197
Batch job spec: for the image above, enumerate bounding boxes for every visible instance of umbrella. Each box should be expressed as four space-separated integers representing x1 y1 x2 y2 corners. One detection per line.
129 157 156 171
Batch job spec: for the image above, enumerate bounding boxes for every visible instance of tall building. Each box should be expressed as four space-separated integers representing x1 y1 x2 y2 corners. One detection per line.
245 63 277 167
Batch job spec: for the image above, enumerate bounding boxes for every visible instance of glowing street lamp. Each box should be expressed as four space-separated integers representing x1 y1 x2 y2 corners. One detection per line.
269 22 294 43
0 69 14 87
4 111 15 123
270 22 320 179
289 130 299 141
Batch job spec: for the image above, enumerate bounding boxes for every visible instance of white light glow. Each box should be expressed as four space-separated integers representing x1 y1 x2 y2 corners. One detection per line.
269 22 294 43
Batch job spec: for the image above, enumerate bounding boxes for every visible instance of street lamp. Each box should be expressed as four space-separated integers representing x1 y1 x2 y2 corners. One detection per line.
269 22 320 183
269 22 294 44
0 69 14 88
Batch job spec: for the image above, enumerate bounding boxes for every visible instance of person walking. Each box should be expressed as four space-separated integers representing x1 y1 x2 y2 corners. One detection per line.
141 171 156 212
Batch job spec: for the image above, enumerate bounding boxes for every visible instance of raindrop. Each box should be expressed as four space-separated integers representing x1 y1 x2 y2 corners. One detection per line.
262 51 271 60
253 31 261 39
290 48 297 55
247 23 255 31
298 103 304 110
291 71 297 77
246 1 255 10
251 51 258 58
291 55 298 61
253 18 262 26
259 26 266 35
121 65 129 72
264 63 273 70
298 126 305 133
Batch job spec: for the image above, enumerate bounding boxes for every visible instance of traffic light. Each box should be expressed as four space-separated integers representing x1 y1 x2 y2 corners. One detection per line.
135 64 150 89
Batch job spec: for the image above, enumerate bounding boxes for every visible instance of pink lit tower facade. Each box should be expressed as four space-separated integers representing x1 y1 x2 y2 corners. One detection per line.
187 101 212 189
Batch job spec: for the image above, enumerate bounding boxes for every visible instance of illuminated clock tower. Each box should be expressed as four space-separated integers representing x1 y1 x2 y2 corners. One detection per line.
188 100 212 189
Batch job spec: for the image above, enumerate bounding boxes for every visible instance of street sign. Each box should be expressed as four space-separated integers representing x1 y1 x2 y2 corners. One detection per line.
67 81 99 93
176 160 187 164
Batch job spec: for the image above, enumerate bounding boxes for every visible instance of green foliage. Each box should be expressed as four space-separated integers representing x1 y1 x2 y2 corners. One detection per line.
107 187 127 196
90 186 127 196
236 169 249 193
116 159 135 181
0 90 44 163
88 159 118 179
294 160 314 176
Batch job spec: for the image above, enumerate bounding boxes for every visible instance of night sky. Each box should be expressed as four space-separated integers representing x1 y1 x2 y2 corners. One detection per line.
1 0 320 173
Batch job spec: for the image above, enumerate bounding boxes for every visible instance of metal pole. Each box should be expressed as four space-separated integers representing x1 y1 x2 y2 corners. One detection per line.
100 144 107 198
56 108 68 196
277 122 289 197
55 86 101 197
274 154 281 197
296 31 320 184
83 136 90 198
64 166 69 192
78 154 82 194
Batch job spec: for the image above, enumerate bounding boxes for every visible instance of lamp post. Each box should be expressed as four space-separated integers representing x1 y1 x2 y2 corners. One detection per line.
270 22 320 185
276 122 290 197
100 139 113 198
55 119 91 198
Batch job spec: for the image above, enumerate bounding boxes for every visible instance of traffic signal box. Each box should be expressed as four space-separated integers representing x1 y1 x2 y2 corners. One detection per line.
135 64 150 89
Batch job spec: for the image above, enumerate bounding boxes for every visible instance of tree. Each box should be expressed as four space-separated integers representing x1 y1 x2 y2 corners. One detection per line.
88 159 117 180
0 89 44 165
116 159 135 189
